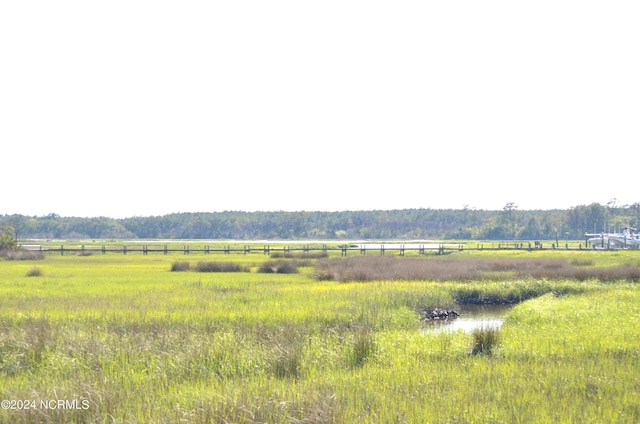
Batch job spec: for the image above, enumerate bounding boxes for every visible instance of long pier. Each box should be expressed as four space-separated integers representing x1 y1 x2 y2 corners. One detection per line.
21 240 624 256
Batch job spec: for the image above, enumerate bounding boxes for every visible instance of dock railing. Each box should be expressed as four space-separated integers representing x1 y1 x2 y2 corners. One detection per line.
20 240 623 256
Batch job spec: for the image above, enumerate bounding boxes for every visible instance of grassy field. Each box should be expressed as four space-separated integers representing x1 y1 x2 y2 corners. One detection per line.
1 247 639 423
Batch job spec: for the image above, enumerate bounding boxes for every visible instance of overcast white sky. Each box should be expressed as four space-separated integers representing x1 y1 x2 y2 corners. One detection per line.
2 1 638 218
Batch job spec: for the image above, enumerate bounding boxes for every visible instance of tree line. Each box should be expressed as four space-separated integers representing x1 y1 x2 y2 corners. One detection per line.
2 202 640 241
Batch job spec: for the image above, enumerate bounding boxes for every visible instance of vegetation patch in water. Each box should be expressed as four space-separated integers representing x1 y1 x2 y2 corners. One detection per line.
421 307 459 321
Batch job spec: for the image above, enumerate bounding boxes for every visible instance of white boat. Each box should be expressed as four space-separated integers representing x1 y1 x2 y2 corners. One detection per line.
586 227 640 248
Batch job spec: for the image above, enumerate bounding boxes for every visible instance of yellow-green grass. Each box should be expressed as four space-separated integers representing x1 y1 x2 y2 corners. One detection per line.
1 251 639 423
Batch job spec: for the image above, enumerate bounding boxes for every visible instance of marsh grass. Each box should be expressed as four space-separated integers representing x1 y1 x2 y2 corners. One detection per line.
195 261 249 272
571 258 595 267
270 340 303 380
315 255 640 283
25 266 42 277
1 251 639 423
270 251 328 259
258 260 299 274
347 330 377 368
171 260 190 271
470 326 501 355
0 249 44 260
449 278 596 304
171 260 251 272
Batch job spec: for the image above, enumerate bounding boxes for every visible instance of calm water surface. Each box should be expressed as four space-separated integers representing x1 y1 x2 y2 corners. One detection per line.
425 304 512 334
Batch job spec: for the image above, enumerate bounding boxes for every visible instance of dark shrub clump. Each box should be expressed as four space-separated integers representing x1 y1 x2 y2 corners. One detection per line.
0 249 45 260
170 261 190 272
258 260 299 274
195 261 248 273
25 266 43 277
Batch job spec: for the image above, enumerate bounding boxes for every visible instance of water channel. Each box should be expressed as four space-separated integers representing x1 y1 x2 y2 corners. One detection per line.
423 304 513 334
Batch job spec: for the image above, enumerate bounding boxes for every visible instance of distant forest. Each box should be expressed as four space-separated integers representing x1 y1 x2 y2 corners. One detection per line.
2 202 640 241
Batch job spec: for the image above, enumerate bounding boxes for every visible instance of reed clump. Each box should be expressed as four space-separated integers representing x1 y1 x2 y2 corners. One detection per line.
195 261 249 273
0 249 44 260
258 260 299 274
171 261 250 272
470 326 501 356
170 261 190 271
25 266 43 277
270 341 303 380
347 330 377 368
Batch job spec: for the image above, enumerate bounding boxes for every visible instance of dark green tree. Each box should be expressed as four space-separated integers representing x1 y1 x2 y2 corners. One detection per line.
501 202 519 240
0 225 17 250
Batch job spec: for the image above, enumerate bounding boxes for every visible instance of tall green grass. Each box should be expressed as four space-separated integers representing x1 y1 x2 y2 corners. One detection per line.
1 251 639 422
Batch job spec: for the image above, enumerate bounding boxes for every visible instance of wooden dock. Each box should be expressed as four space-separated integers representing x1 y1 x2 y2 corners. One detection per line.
22 240 624 256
